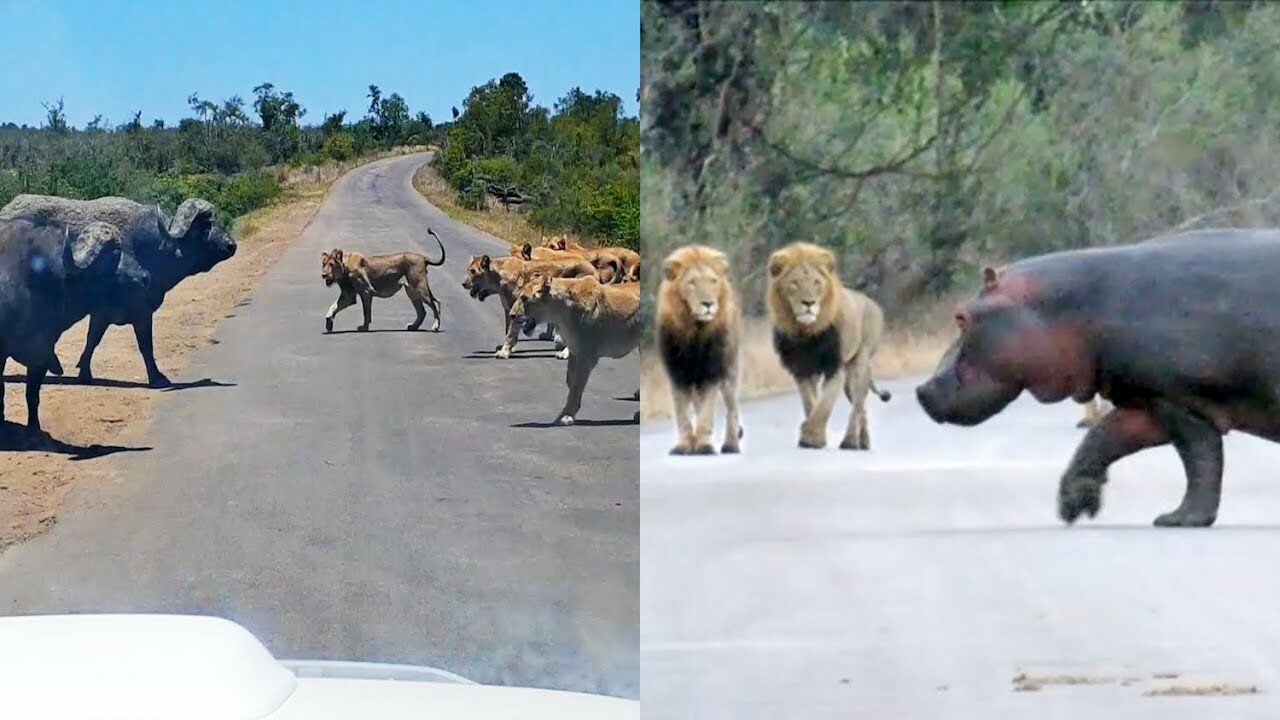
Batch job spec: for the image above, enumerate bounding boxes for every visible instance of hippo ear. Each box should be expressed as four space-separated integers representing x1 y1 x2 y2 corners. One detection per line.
168 198 216 241
982 266 999 291
66 221 123 273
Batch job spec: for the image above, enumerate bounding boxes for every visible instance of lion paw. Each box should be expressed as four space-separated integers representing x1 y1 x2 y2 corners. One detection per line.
357 324 369 332
556 348 570 360
325 318 334 333
557 415 575 426
494 347 513 359
692 444 716 455
798 436 826 449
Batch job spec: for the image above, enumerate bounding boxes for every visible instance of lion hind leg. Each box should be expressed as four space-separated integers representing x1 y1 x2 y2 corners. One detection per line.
840 354 873 450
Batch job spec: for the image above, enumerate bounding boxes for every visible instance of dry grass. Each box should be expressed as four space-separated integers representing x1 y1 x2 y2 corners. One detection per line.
412 162 544 249
639 311 955 422
0 147 419 552
1011 672 1128 692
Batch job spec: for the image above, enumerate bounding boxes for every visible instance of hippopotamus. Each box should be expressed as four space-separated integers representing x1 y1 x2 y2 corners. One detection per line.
915 228 1280 528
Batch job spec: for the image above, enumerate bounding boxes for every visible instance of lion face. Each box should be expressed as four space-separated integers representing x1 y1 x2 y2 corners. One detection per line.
543 235 569 252
663 248 729 324
769 244 837 328
510 272 553 318
321 249 345 287
775 264 831 326
463 254 501 301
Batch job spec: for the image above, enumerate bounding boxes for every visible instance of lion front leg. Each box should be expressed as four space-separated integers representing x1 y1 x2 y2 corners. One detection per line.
496 297 520 358
798 372 842 449
325 290 356 333
669 385 696 455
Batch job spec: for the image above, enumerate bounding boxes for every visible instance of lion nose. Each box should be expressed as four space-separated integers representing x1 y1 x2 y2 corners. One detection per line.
802 300 816 309
701 301 714 310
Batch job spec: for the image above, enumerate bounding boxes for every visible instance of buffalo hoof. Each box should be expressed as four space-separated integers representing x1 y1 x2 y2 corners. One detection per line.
1057 474 1104 524
1153 508 1217 528
148 373 172 389
325 318 334 333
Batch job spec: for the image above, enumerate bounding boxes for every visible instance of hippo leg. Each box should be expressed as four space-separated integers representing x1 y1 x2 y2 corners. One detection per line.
1150 402 1224 528
1058 406 1169 524
799 373 842 449
76 313 111 383
133 315 171 388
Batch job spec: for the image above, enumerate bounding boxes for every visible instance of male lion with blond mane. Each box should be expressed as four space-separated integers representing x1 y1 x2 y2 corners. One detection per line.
510 273 641 425
321 228 445 333
655 244 743 455
767 241 892 450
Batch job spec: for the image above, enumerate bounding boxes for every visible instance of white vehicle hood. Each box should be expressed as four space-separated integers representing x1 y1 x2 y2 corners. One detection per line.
0 614 637 720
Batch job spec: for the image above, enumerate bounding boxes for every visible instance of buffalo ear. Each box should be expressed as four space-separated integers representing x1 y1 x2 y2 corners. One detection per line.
982 266 998 291
168 198 216 241
67 221 123 273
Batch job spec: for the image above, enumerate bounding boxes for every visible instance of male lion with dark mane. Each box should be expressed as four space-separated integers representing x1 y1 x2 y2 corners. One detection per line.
767 241 891 450
510 273 640 425
321 228 445 333
655 244 743 455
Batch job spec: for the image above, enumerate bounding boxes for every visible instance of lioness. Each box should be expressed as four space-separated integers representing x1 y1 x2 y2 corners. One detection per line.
321 228 445 333
461 253 596 358
656 244 743 455
767 241 892 450
510 273 641 425
518 241 639 284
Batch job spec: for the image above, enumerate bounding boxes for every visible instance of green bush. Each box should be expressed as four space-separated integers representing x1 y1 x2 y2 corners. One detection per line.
323 132 356 162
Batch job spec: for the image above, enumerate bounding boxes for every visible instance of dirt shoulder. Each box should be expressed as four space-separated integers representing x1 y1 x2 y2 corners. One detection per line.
0 148 425 552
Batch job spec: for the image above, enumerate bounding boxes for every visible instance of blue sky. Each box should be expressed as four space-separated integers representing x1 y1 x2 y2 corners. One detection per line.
0 0 639 128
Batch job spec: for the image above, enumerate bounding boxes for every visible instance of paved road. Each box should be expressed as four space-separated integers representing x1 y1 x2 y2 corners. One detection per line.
642 379 1280 718
0 153 638 698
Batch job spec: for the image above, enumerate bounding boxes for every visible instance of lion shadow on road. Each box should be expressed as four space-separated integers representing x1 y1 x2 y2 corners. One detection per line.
325 328 445 335
0 422 152 460
512 415 640 429
463 348 560 360
3 375 236 392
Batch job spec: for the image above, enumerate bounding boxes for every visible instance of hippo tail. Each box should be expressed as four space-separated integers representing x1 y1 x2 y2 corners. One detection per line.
870 378 892 402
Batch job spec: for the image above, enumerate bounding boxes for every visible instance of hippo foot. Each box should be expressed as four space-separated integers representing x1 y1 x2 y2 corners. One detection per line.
1153 507 1217 528
147 372 172 389
325 318 334 333
1057 474 1105 524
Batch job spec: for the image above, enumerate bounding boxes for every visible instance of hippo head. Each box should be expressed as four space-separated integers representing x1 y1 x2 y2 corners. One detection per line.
162 199 237 274
915 267 1037 426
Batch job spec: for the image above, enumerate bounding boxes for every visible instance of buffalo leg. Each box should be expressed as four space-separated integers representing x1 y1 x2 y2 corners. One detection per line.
77 313 110 383
25 366 47 435
1058 406 1170 524
133 315 171 388
1150 402 1224 528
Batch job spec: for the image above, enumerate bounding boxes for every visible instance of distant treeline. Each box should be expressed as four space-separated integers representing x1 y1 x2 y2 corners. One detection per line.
0 83 437 226
0 72 640 249
433 73 640 249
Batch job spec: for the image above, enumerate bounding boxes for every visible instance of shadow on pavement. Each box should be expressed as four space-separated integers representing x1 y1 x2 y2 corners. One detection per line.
0 422 152 460
2 375 236 392
512 416 640 429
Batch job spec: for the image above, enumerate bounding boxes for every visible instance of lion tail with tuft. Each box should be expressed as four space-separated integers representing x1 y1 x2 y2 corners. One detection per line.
425 227 446 266
870 378 892 402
